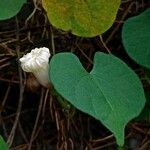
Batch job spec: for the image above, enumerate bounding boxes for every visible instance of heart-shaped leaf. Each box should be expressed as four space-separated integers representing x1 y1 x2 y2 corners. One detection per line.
122 8 150 69
49 52 145 146
0 0 26 20
0 136 8 150
42 0 121 37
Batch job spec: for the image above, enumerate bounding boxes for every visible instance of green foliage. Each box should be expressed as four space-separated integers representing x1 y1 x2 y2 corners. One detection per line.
42 0 121 37
0 0 26 20
0 136 8 150
49 52 146 146
122 8 150 69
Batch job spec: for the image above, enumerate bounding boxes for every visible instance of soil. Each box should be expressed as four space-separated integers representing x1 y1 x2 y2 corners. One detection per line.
0 0 150 150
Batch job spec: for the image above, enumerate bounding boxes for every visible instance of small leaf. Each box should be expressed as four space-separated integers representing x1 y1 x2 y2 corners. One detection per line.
0 0 26 20
49 52 146 146
122 8 150 69
0 136 8 150
42 0 121 37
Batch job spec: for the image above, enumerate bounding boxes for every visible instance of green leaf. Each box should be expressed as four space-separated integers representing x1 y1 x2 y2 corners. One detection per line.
0 0 26 20
42 0 121 37
49 52 146 146
122 8 150 69
0 136 8 150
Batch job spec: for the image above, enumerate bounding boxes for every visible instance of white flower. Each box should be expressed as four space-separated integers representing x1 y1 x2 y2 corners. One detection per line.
19 47 51 88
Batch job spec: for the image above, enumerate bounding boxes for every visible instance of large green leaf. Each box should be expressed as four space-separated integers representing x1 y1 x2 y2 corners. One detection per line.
49 52 146 146
122 8 150 69
0 0 26 20
42 0 121 37
0 136 8 150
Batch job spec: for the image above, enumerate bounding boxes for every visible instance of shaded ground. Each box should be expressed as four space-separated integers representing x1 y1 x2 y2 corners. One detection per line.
0 0 150 150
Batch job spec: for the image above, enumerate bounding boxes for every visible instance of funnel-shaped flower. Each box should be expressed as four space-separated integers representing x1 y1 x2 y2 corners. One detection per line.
19 47 51 88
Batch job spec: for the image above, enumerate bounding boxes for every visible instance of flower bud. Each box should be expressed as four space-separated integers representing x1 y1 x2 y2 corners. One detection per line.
19 47 51 88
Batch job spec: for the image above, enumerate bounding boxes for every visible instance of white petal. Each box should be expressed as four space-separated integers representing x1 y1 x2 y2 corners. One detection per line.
19 47 51 88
